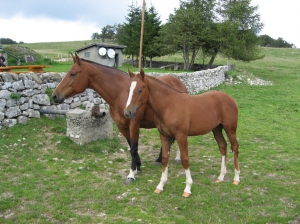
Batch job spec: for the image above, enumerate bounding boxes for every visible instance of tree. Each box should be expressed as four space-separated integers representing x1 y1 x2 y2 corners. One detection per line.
116 3 142 66
99 25 117 42
258 35 294 48
156 0 216 70
115 3 162 68
0 38 18 44
206 0 264 67
142 5 162 68
156 0 264 69
259 34 274 47
91 32 100 40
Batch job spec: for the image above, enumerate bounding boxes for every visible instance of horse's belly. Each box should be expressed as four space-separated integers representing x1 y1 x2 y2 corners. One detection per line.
140 120 156 129
188 125 215 136
188 115 219 136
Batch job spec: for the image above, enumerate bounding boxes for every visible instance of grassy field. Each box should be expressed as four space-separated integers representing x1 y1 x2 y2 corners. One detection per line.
18 40 99 59
0 45 300 223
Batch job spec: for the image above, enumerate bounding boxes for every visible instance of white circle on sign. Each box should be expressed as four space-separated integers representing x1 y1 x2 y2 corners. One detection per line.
107 49 115 58
99 47 107 56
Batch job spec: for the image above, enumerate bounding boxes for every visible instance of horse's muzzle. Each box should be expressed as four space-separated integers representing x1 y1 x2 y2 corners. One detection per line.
52 93 65 104
124 108 136 119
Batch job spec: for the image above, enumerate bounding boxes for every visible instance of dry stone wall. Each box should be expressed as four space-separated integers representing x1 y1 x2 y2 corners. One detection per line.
0 65 227 129
148 65 228 94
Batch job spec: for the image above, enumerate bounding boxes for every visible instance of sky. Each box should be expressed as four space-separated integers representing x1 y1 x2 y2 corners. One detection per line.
1 0 300 48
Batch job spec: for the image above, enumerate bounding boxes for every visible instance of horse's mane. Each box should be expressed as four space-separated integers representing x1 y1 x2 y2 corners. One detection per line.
145 74 185 94
81 58 128 75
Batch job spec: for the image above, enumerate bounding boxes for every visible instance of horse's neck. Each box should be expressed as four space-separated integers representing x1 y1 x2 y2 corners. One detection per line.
146 76 179 115
89 65 128 106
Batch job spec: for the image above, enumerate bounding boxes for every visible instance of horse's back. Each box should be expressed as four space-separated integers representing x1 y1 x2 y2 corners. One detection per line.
195 90 238 115
157 75 188 93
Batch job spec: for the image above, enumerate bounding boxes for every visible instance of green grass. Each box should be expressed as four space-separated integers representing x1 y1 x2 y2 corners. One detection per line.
1 46 300 223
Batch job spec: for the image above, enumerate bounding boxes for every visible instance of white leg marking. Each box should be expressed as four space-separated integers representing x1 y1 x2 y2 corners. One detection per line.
125 81 137 108
233 169 240 182
183 168 193 194
156 167 168 191
127 169 137 180
217 155 227 181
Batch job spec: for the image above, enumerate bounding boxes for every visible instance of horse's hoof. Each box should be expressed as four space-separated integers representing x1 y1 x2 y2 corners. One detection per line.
124 178 135 185
174 159 181 164
182 192 191 198
154 161 162 166
154 188 162 194
136 170 142 175
215 179 223 183
233 180 240 185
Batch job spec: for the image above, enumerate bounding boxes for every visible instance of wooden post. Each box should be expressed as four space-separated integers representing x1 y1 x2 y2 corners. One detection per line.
138 0 145 71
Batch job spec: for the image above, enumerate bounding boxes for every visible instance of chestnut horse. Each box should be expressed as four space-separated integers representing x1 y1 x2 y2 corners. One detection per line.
52 54 188 184
124 70 240 197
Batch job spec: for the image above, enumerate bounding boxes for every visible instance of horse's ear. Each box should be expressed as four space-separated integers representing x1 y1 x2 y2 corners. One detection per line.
128 69 135 78
74 53 82 65
140 69 145 80
71 53 76 64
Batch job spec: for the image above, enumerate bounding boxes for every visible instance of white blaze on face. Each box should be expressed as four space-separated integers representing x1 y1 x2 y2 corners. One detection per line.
125 81 137 108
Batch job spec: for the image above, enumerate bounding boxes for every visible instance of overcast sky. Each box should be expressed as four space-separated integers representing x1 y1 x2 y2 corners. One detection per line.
1 0 300 48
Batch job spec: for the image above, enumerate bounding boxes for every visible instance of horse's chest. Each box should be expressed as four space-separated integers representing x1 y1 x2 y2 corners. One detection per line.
109 109 128 127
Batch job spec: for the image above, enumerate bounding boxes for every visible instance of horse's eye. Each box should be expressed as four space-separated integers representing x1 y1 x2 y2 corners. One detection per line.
138 89 143 93
70 73 76 77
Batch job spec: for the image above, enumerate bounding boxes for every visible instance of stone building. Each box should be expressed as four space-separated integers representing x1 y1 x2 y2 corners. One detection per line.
75 43 126 67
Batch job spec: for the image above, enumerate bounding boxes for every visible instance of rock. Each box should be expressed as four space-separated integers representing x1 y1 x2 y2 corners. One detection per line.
32 94 50 105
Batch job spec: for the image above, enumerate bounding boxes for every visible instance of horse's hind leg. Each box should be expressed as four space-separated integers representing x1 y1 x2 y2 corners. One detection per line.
224 125 240 185
155 145 181 165
212 124 228 183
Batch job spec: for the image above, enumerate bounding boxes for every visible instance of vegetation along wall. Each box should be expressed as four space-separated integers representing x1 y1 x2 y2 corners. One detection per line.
0 65 227 129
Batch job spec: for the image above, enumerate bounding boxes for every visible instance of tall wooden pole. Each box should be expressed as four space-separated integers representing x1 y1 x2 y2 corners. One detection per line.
138 0 145 71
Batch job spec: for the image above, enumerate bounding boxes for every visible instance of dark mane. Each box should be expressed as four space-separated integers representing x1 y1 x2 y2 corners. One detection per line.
81 58 128 75
145 74 185 94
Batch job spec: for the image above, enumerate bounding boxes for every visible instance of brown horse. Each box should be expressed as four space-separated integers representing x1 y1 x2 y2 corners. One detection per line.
124 69 240 197
52 54 188 184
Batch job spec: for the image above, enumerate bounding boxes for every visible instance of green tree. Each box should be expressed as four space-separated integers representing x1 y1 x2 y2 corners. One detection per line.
157 0 216 70
273 37 294 48
99 25 117 42
142 5 162 68
116 3 142 66
259 34 274 47
91 32 100 40
0 38 18 44
156 0 264 69
206 0 264 67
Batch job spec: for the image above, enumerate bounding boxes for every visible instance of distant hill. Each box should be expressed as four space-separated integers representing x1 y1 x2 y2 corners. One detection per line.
3 40 102 59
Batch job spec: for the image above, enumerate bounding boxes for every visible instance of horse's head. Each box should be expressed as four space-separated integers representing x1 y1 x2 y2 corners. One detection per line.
52 53 90 103
124 69 149 119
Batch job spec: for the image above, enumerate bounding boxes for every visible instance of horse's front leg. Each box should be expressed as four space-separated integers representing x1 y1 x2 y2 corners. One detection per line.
176 134 193 198
154 134 172 194
124 124 142 185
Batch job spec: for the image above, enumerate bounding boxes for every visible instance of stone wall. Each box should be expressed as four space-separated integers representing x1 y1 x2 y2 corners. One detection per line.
0 65 227 129
0 72 107 130
148 65 228 94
